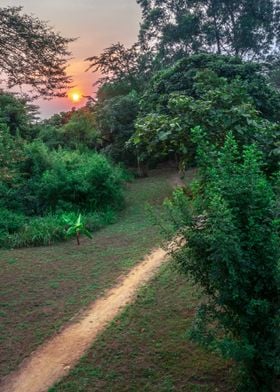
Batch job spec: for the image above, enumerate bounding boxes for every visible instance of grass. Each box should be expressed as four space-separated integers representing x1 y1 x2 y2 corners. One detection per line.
0 169 175 379
50 264 236 392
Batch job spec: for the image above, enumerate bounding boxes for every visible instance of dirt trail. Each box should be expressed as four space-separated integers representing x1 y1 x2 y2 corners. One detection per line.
1 247 169 392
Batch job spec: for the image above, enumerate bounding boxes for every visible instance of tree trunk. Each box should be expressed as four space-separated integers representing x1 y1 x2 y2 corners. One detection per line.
211 1 222 54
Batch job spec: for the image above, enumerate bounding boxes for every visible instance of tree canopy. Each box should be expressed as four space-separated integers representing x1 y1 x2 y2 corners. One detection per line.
131 54 280 173
0 6 73 97
137 0 280 60
86 42 154 93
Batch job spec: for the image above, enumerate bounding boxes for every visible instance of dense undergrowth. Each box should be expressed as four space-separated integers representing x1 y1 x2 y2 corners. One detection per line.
0 126 127 248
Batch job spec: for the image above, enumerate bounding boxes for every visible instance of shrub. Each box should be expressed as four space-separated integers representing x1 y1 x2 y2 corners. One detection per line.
18 143 126 215
166 132 280 391
0 210 117 249
0 208 26 234
0 139 126 248
1 214 69 248
36 110 85 149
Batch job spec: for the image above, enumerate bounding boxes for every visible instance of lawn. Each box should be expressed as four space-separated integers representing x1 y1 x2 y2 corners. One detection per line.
50 264 236 392
0 169 176 379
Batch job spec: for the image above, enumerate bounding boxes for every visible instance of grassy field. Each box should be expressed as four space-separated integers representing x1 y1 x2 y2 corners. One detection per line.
0 169 175 379
50 264 236 392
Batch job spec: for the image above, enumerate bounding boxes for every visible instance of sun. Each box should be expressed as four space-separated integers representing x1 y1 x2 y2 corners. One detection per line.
69 91 82 103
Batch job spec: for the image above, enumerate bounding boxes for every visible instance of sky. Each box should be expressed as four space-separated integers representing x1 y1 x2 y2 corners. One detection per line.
6 0 141 118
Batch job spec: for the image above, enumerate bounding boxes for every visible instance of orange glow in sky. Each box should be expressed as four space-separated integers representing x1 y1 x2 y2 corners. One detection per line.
7 0 141 117
69 91 82 104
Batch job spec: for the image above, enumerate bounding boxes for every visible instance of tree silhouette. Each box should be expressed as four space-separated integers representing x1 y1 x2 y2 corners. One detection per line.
0 6 74 97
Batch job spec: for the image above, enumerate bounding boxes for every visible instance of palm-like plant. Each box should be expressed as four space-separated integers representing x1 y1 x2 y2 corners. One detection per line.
63 214 92 245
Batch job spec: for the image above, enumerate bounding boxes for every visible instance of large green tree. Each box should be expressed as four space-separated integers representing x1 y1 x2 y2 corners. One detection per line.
137 0 280 60
0 6 73 97
131 54 280 173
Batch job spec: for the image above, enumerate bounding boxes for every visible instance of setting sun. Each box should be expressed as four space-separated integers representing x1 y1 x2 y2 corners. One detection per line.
69 91 82 103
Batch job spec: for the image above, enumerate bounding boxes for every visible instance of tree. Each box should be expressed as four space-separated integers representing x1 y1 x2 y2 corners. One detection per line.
139 54 280 121
59 108 101 150
38 107 101 150
0 92 39 138
137 0 280 60
131 54 280 174
167 132 280 391
86 42 154 91
0 123 24 183
95 91 139 163
0 6 73 97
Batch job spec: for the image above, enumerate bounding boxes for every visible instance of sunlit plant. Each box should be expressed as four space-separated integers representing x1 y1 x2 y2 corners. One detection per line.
63 214 92 245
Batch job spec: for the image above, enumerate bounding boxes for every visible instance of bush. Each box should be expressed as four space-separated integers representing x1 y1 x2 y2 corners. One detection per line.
41 109 102 151
0 209 118 249
166 132 280 391
18 143 126 215
0 139 126 248
0 214 69 248
0 124 25 183
0 208 26 234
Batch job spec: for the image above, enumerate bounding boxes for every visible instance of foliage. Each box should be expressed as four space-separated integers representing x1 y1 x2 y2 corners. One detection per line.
0 210 117 249
140 54 280 121
38 108 102 151
131 55 280 173
86 42 153 91
0 6 73 97
166 132 280 391
63 213 93 246
137 0 280 60
0 124 25 183
0 131 126 248
0 213 68 248
97 80 137 102
18 143 125 215
0 208 26 235
87 43 139 86
85 42 153 161
43 110 75 128
0 92 39 138
59 109 101 149
95 91 140 164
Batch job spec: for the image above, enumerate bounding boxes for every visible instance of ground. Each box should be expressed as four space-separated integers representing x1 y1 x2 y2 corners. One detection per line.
50 264 236 392
0 168 236 391
0 169 174 378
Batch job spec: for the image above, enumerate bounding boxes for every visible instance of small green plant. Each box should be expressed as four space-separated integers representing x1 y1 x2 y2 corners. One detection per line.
63 214 92 246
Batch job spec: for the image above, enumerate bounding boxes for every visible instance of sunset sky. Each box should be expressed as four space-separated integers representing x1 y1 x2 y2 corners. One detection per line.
7 0 141 117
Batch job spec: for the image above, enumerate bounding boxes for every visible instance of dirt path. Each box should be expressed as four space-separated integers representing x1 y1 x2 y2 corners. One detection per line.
1 247 169 392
